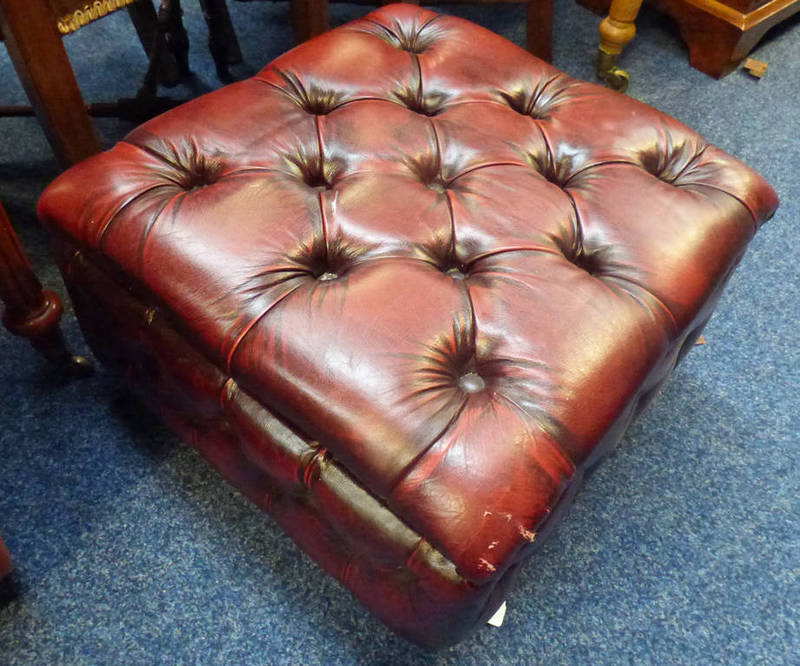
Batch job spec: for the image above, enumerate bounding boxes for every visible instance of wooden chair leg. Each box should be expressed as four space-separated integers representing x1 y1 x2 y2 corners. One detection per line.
290 0 329 44
0 0 100 167
163 0 192 77
596 0 644 92
526 0 553 62
0 203 91 374
127 0 182 85
199 0 244 81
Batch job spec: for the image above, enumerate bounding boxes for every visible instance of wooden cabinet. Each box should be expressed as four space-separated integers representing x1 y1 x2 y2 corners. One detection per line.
579 0 800 78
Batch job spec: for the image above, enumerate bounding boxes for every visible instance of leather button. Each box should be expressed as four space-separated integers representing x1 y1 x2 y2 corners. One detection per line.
427 177 447 193
458 372 485 393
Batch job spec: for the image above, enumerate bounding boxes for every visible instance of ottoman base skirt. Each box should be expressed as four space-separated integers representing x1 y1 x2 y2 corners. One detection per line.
39 3 777 648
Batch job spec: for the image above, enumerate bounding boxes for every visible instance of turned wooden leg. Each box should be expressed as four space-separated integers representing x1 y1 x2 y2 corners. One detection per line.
526 0 553 63
290 0 329 44
596 0 644 92
0 0 100 167
0 203 91 374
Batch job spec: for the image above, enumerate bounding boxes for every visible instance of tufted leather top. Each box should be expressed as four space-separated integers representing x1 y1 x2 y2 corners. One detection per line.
40 4 777 596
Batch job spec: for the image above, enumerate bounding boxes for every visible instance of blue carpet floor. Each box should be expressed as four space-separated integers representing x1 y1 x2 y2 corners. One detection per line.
1 3 798 663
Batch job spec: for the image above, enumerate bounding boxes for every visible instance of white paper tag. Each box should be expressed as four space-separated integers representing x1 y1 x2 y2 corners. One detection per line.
487 601 507 627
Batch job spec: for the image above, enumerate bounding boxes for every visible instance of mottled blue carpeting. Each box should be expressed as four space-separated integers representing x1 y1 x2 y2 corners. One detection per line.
1 3 798 664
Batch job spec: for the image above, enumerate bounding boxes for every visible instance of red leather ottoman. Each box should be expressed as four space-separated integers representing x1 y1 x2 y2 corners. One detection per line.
38 3 777 648
0 537 11 583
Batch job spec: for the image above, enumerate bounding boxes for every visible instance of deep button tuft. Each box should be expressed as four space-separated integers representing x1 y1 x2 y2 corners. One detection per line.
415 239 476 280
439 257 471 279
177 156 224 191
458 372 485 393
639 140 708 186
392 86 448 116
500 90 552 120
526 150 577 190
304 169 333 189
569 247 606 276
499 76 577 121
286 154 343 190
292 236 367 281
406 154 451 193
412 98 446 117
273 69 346 115
297 92 343 116
397 31 434 54
368 17 442 54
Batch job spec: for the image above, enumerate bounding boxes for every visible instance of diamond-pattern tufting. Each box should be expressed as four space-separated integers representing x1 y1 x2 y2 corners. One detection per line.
38 3 778 648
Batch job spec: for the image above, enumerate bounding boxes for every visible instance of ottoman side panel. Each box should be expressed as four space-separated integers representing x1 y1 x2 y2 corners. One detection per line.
0 537 11 581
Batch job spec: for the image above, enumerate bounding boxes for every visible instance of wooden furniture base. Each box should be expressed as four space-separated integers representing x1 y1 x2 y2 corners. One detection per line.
580 0 800 82
0 201 91 373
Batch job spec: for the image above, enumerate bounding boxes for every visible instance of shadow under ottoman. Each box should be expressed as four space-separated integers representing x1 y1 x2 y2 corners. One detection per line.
38 3 778 648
